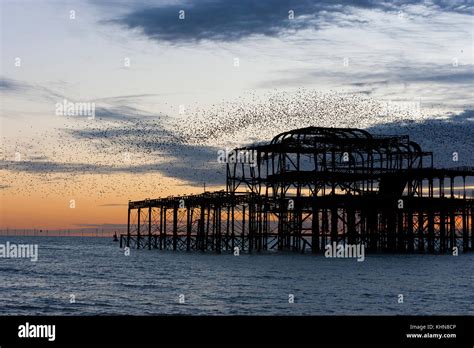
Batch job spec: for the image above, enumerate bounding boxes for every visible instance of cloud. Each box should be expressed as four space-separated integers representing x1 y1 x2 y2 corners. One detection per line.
258 64 474 108
0 142 225 186
0 160 110 174
106 0 473 44
262 63 474 87
410 69 474 84
60 112 225 184
0 77 31 93
109 0 313 43
95 93 163 103
94 105 159 121
106 0 379 44
430 0 474 14
151 143 224 184
0 76 65 102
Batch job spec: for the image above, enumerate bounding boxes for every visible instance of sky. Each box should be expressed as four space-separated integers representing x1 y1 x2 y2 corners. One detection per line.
0 0 473 230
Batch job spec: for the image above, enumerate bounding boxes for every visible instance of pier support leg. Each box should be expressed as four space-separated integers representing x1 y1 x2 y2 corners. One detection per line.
173 205 178 251
331 206 338 246
449 210 456 253
471 207 474 251
148 206 152 250
311 203 319 254
242 205 246 252
137 207 141 249
159 207 164 250
187 208 192 251
127 206 131 247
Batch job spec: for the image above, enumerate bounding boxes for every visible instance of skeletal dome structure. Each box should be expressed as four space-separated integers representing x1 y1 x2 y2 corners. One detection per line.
227 126 432 198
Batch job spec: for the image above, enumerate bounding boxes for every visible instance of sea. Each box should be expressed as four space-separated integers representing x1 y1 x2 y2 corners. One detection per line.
0 236 472 315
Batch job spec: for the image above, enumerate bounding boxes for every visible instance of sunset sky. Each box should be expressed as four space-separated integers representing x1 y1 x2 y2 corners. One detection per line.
1 0 473 230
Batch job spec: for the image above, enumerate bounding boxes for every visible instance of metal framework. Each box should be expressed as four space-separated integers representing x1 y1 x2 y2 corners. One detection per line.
123 127 474 254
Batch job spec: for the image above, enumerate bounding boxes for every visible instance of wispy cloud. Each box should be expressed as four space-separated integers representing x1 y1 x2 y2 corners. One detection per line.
0 142 224 185
260 63 473 89
94 105 160 121
0 77 68 104
0 77 29 92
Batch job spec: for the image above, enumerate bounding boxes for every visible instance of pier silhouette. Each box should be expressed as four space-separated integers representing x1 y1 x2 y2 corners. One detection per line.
123 127 474 254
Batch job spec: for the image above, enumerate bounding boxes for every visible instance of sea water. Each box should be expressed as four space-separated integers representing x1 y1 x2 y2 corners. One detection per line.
0 236 472 315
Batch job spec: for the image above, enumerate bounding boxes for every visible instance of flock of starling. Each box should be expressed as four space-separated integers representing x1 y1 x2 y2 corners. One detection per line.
2 89 470 201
